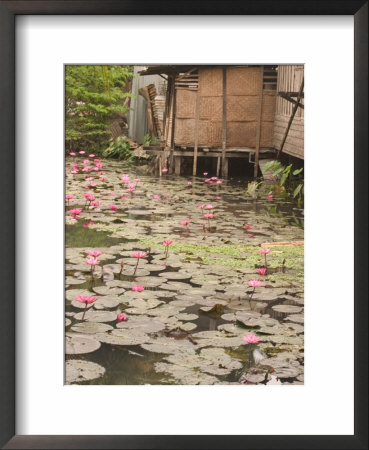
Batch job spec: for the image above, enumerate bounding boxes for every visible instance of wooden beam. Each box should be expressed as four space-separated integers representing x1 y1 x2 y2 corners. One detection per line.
277 77 304 159
192 89 200 176
254 66 264 178
278 92 305 109
221 68 227 178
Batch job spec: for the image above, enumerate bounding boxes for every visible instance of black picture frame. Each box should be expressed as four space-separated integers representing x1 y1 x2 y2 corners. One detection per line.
0 1 367 449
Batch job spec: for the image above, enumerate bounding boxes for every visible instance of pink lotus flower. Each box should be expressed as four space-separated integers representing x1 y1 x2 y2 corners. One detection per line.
198 204 205 209
65 194 74 205
99 177 106 182
216 196 222 200
82 166 92 172
162 168 168 173
69 208 82 217
121 195 128 199
244 224 252 230
75 295 97 320
84 193 95 202
248 279 262 288
95 162 103 169
153 194 160 200
89 154 95 158
75 295 97 304
131 251 147 275
242 334 260 344
99 171 104 175
259 248 271 254
85 257 100 266
70 152 76 156
71 169 79 174
134 178 141 183
187 181 192 185
180 220 191 226
83 159 89 165
256 267 267 276
163 240 173 247
205 178 211 183
94 159 101 163
268 194 273 200
259 248 271 267
117 313 127 322
203 172 208 176
82 221 95 228
216 180 223 184
85 177 93 181
90 182 97 187
109 204 118 212
205 204 214 210
127 186 135 193
131 285 145 292
131 251 147 259
166 194 171 198
203 213 214 219
90 201 101 207
79 151 85 154
88 250 102 258
211 177 218 181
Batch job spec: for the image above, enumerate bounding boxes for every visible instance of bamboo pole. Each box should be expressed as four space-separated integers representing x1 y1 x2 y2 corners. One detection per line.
254 66 264 178
192 89 200 176
221 67 227 178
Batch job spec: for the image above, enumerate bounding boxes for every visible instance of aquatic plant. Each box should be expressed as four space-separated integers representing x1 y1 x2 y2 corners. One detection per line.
109 204 118 213
75 295 97 320
87 250 102 258
259 248 271 267
256 267 267 276
242 334 260 344
203 213 214 230
65 194 74 206
163 240 173 259
117 313 127 322
85 257 100 273
131 251 147 275
244 223 252 231
247 279 262 301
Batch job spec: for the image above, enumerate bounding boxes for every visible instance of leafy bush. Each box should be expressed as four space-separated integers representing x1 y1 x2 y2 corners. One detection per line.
102 136 135 161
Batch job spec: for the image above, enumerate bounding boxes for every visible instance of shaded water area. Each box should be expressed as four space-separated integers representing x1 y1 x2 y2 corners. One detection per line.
65 158 304 385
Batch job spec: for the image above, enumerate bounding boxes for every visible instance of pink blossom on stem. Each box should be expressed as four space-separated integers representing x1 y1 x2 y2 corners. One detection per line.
162 168 168 173
87 250 102 258
242 334 260 344
244 224 252 230
180 220 191 226
256 267 267 276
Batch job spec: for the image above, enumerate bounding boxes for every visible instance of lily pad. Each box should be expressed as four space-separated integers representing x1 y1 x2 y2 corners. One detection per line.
66 334 101 354
66 359 105 384
71 322 114 334
73 310 117 323
272 305 303 314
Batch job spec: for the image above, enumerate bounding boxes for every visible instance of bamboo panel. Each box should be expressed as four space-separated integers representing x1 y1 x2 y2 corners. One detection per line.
227 121 257 147
174 118 195 145
226 95 258 122
200 96 223 121
226 67 261 95
260 122 274 147
175 89 197 118
261 91 276 121
199 120 222 146
199 68 223 97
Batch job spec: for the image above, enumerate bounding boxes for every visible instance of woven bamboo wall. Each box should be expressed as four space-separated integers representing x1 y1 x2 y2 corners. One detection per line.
273 65 304 159
174 66 276 148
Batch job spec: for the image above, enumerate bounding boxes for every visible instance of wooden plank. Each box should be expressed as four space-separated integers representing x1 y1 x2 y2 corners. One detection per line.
221 68 227 177
192 90 200 176
216 156 221 177
175 156 181 175
254 66 264 178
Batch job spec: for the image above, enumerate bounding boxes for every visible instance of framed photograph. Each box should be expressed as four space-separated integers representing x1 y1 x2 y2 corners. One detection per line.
1 1 367 449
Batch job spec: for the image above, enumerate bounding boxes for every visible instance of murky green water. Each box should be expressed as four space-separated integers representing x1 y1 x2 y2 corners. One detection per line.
65 158 304 385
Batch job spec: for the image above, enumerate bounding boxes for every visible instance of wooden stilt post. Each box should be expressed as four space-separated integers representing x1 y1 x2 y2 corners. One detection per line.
216 156 221 177
277 77 304 159
192 89 200 176
221 67 227 178
169 75 176 173
254 66 264 178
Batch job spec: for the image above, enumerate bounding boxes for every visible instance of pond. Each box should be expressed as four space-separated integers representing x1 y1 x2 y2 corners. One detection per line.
65 156 304 385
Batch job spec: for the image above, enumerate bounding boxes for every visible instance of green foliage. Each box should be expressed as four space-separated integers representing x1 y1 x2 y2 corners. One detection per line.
141 133 159 147
262 160 304 204
102 136 135 161
65 65 134 153
245 181 262 198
